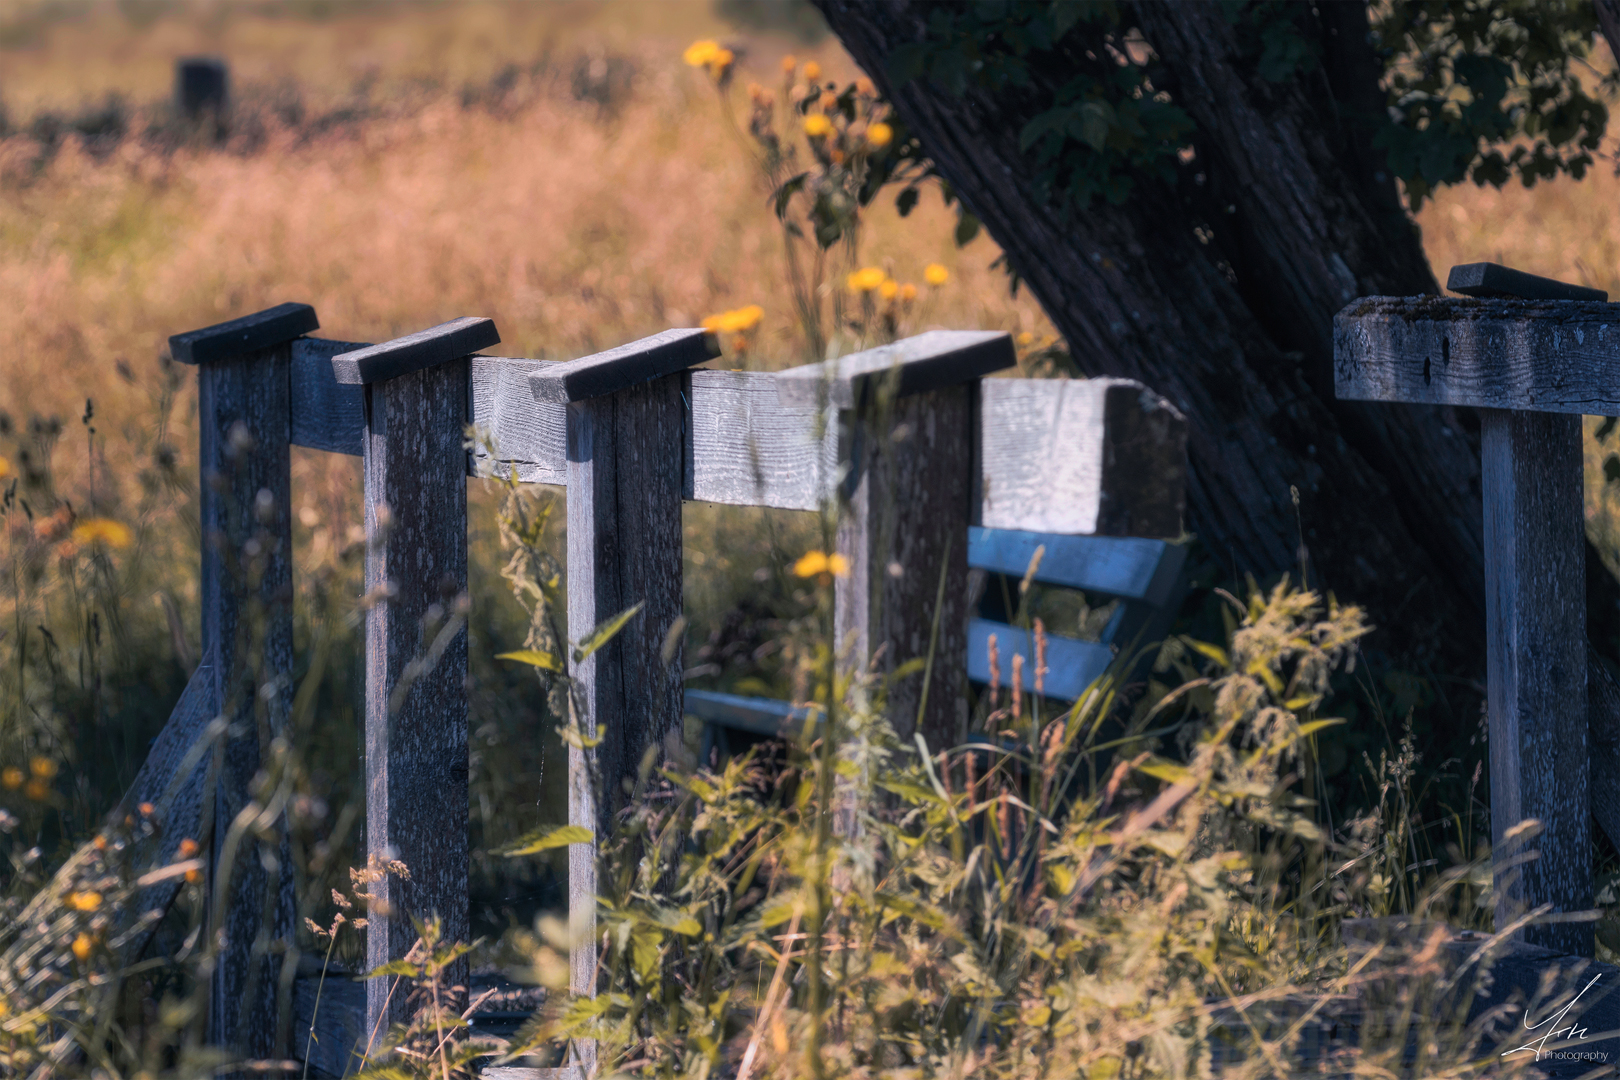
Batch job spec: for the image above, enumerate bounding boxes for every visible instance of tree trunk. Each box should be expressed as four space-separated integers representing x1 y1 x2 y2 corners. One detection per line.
814 0 1491 685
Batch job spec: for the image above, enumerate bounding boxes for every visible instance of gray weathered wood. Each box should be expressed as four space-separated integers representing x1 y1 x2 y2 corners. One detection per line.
1482 408 1590 956
355 345 472 1032
170 302 318 365
836 383 975 748
195 322 299 1057
291 338 368 456
334 317 498 385
471 356 567 486
1333 296 1620 414
530 328 717 404
1447 261 1607 302
776 330 1014 409
565 365 687 1051
978 378 1186 538
685 369 838 511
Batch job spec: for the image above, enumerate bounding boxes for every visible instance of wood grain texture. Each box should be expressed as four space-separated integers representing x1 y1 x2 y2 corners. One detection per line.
1447 262 1607 302
1334 296 1620 414
170 302 317 365
530 328 717 404
197 340 297 1058
836 384 974 748
470 356 567 486
1482 409 1590 956
334 317 498 385
363 360 472 1032
291 337 368 455
565 375 686 1023
686 369 838 511
776 330 1014 409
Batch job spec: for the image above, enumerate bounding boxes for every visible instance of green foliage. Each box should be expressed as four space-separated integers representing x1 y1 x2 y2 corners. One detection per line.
1374 0 1610 207
882 0 1611 215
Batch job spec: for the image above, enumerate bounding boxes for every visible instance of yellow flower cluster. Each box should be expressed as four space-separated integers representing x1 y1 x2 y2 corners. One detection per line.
4 756 58 802
847 264 944 299
701 305 764 334
71 518 132 549
683 40 735 81
794 550 850 578
925 263 950 286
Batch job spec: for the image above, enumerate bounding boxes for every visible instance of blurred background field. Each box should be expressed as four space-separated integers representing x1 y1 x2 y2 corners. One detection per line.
4 0 1620 953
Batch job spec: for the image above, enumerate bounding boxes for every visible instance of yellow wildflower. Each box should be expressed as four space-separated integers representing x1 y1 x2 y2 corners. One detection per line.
818 91 838 112
25 778 48 801
866 122 893 148
1 767 21 789
701 305 765 334
794 550 849 578
803 60 822 82
710 48 735 74
684 40 722 67
178 837 200 858
31 757 56 779
880 280 900 301
856 77 876 96
94 835 108 851
1018 331 1035 345
185 868 202 884
900 283 918 302
138 801 155 816
803 113 833 138
782 55 798 74
71 934 92 962
847 267 887 293
72 518 132 549
925 263 950 286
67 891 102 912
0 456 9 478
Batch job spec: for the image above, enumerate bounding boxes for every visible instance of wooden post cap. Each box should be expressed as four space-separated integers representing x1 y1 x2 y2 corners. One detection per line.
332 317 498 385
1447 262 1607 303
168 302 319 365
528 328 719 404
775 330 1016 409
1334 296 1620 415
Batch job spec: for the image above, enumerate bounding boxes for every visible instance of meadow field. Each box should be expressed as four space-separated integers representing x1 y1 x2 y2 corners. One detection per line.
3 2 1620 1074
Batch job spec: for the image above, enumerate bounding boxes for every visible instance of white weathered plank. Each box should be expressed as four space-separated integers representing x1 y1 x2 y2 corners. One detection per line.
1333 296 1620 414
775 330 1015 408
471 356 567 486
978 378 1186 538
686 369 838 511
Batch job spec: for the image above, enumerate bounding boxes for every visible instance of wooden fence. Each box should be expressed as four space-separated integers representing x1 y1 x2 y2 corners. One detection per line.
105 304 1188 1073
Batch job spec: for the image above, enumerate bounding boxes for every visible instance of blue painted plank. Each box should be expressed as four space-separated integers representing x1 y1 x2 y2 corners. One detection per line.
683 689 818 737
968 527 1176 603
964 617 1113 702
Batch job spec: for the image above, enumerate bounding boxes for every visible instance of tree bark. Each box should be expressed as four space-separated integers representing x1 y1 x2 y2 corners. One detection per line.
814 0 1490 683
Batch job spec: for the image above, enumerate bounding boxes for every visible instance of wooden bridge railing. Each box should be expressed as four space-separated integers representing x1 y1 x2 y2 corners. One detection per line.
114 304 1188 1071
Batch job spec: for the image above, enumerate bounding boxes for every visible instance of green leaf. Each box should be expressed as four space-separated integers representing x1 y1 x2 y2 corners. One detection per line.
771 172 809 219
895 186 920 217
1296 718 1346 738
573 602 644 664
499 824 593 856
495 648 562 671
953 210 981 247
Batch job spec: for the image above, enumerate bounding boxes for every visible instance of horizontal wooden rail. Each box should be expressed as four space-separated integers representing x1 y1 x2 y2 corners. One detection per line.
286 340 1187 538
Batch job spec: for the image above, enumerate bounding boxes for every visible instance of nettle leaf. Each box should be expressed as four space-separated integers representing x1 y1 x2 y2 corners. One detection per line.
573 602 644 664
501 824 593 856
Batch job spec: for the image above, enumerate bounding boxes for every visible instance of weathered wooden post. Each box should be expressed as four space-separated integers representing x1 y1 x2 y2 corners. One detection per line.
332 317 497 1032
528 329 718 1059
776 331 1016 748
170 301 315 1055
1334 263 1610 956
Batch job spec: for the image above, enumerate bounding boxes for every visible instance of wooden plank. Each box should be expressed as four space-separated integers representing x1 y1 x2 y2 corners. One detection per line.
195 329 298 1057
686 369 838 511
471 356 567 486
291 337 368 456
1482 408 1590 956
169 302 318 365
967 528 1175 602
565 368 687 1051
1333 296 1620 414
836 383 975 748
529 328 717 404
965 618 1113 702
978 378 1186 538
356 350 472 1031
776 330 1014 409
683 688 815 738
1447 261 1607 302
334 317 498 384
